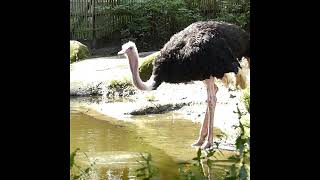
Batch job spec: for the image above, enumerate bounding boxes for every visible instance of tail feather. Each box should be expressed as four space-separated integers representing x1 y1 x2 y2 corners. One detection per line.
220 57 250 90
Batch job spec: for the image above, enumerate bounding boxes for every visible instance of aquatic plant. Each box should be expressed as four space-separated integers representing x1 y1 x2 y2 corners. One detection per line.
135 153 158 180
70 148 96 180
178 141 225 179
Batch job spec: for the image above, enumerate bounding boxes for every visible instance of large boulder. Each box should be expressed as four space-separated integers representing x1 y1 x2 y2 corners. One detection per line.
138 51 160 81
70 40 90 63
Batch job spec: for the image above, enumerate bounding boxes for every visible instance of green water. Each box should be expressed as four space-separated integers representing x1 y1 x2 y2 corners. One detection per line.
70 100 235 179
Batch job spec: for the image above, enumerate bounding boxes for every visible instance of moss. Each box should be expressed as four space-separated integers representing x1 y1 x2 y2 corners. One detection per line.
106 78 136 99
70 40 90 63
108 78 132 89
138 51 160 81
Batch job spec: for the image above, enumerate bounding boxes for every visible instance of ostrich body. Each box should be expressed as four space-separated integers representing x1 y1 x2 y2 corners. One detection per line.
118 21 250 149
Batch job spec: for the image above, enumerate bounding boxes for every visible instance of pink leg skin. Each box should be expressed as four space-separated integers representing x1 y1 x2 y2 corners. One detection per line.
192 106 209 146
201 77 218 149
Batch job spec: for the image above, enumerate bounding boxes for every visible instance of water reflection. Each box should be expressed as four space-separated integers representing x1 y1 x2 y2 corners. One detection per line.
71 108 235 179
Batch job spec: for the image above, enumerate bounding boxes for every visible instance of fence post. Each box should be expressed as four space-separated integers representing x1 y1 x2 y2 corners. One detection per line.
92 0 96 49
213 0 218 17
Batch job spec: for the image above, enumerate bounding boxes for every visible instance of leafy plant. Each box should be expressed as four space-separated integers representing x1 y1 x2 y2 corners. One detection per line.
215 0 250 31
70 148 96 180
135 153 158 180
178 141 225 179
70 148 80 170
114 0 203 51
225 89 250 180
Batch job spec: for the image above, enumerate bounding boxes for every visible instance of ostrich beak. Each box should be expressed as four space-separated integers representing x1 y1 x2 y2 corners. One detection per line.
118 49 125 55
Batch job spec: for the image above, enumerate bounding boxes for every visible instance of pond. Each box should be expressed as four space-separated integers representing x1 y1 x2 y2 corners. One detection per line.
70 98 236 180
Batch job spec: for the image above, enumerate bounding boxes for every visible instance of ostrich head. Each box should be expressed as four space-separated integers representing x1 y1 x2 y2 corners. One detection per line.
117 41 138 57
118 41 140 76
117 41 156 91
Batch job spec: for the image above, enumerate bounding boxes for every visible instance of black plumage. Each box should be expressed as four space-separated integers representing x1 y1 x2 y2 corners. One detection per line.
151 21 250 90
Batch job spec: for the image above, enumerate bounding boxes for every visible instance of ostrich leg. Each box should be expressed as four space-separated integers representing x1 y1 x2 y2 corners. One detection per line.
192 106 209 146
201 76 218 149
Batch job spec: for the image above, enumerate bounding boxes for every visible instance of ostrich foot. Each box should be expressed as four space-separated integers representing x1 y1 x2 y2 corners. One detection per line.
192 138 206 147
201 140 213 149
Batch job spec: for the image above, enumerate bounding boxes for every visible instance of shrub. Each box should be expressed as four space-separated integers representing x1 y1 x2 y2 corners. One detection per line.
215 0 250 32
115 0 203 51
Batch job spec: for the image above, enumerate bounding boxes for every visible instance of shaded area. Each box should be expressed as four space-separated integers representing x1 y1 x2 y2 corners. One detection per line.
129 102 191 115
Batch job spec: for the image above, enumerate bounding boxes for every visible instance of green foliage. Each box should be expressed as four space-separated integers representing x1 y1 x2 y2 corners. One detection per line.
225 88 250 180
215 0 250 31
135 153 158 180
178 142 224 179
115 0 203 51
70 40 90 63
113 0 250 51
71 0 249 49
70 148 80 169
70 148 96 180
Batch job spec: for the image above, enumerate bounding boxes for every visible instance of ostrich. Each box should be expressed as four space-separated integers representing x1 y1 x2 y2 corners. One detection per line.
118 21 250 149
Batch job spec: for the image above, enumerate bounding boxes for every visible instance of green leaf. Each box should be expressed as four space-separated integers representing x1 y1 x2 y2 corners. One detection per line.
136 173 145 177
70 148 80 169
197 148 202 158
207 150 215 157
136 167 147 171
192 157 200 161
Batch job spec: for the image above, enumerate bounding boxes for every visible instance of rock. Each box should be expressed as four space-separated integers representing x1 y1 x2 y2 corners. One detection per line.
70 40 90 63
138 51 160 81
129 102 191 115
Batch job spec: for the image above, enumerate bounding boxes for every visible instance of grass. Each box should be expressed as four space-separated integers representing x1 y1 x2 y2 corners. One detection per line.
106 78 136 99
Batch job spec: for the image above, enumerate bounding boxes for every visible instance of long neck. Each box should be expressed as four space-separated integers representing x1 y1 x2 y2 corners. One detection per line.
127 50 154 91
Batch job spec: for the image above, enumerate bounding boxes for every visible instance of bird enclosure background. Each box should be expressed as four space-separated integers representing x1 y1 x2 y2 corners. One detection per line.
70 0 250 179
70 0 249 51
